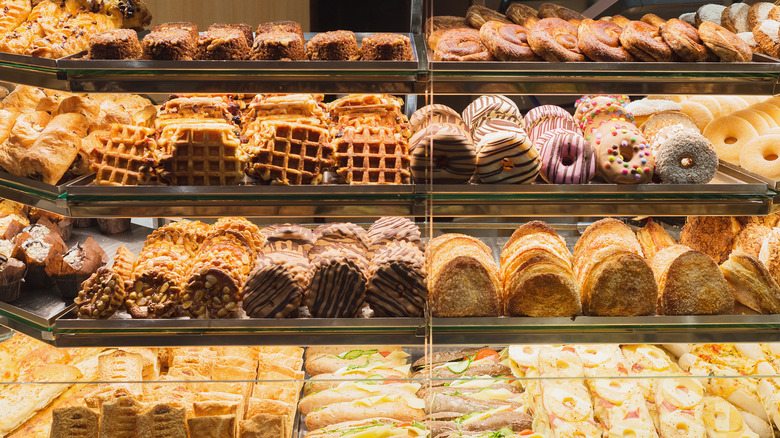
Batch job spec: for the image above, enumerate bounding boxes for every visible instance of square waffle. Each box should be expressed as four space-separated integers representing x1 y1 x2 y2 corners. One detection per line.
243 121 335 185
92 124 160 186
157 122 245 186
334 126 411 184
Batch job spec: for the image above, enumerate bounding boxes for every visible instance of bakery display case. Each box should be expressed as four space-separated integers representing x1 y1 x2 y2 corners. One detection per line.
1 0 780 437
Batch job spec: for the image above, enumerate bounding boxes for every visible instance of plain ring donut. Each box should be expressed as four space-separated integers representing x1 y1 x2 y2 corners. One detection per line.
655 131 718 184
703 115 759 163
527 17 586 62
577 19 634 62
740 134 780 179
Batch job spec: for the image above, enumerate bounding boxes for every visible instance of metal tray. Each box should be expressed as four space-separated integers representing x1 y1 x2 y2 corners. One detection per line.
58 33 427 94
429 162 773 217
64 177 425 218
0 171 93 216
429 54 780 95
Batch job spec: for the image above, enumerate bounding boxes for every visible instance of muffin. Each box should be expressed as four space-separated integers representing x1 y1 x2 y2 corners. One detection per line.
57 217 75 241
197 26 251 60
88 29 143 60
13 233 66 289
46 237 108 299
74 218 96 228
256 20 304 42
97 218 131 235
360 33 414 60
306 30 360 60
209 23 254 47
150 22 199 40
0 255 26 303
251 31 306 60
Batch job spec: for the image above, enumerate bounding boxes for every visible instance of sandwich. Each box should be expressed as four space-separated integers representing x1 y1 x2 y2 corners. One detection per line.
304 392 425 430
306 347 409 376
304 418 427 438
299 380 421 416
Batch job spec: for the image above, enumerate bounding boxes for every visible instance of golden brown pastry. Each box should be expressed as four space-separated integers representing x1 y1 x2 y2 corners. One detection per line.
578 18 634 62
0 111 50 175
480 21 541 61
18 113 90 185
434 27 494 61
660 18 710 62
466 5 511 29
506 3 538 28
425 16 470 51
699 21 752 62
0 0 30 34
721 252 780 314
733 223 772 259
650 244 734 315
619 21 674 62
538 2 586 25
528 17 586 62
641 13 666 27
2 86 46 113
679 216 742 264
636 219 677 260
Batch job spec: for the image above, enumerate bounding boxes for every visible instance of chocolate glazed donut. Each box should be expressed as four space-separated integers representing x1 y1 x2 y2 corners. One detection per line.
577 19 634 62
619 20 675 62
480 21 541 61
527 17 586 62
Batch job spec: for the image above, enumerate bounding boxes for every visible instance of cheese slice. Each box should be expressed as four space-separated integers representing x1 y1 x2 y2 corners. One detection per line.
350 393 425 410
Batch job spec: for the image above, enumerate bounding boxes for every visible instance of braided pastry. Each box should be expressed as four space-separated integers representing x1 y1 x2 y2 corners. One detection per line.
466 5 511 29
480 21 540 61
506 3 539 28
619 21 674 62
660 19 710 62
434 27 493 61
603 15 631 28
75 266 125 319
700 21 752 62
577 19 634 62
527 17 585 62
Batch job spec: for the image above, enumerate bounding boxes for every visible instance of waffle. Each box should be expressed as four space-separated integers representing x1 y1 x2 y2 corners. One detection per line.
156 96 239 130
243 121 335 185
92 124 161 186
334 126 411 184
157 122 246 186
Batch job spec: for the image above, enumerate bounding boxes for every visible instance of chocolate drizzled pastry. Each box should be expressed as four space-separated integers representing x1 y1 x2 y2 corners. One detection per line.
310 222 370 260
367 216 424 256
242 250 310 318
305 247 368 318
366 241 426 317
262 224 316 254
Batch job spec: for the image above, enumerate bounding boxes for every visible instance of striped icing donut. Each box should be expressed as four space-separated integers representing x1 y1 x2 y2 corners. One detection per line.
476 130 540 184
462 94 523 136
524 105 579 144
473 119 527 145
536 128 596 184
410 123 476 184
409 104 468 132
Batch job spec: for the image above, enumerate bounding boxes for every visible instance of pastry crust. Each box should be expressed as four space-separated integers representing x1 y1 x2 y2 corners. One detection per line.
480 21 540 61
578 19 634 62
506 3 538 27
428 245 501 316
619 21 674 62
637 219 677 260
651 244 734 315
580 248 657 316
466 5 511 29
679 216 741 264
434 27 493 61
699 21 752 62
527 17 586 62
722 252 780 314
733 223 772 259
660 18 710 62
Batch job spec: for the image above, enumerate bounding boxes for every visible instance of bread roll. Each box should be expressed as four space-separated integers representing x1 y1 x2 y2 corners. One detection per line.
501 221 581 317
651 244 734 315
574 219 657 316
426 233 501 317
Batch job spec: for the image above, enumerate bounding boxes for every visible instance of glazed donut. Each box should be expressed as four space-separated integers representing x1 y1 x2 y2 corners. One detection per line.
732 109 772 133
476 130 540 184
466 5 511 29
473 119 526 145
409 123 476 183
702 115 760 163
480 21 542 61
748 2 778 31
695 4 726 27
527 17 586 62
753 19 780 58
721 3 750 34
744 108 779 128
619 21 675 62
409 104 467 132
740 134 780 179
699 21 752 62
463 94 523 137
577 19 634 62
655 131 718 184
593 122 654 184
660 19 710 62
506 3 539 28
641 14 666 27
434 28 494 61
536 128 595 184
538 3 586 25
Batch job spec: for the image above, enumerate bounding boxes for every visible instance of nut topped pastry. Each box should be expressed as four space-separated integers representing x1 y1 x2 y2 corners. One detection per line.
74 266 126 319
256 20 304 41
197 25 251 60
88 29 143 59
306 30 360 60
251 31 306 60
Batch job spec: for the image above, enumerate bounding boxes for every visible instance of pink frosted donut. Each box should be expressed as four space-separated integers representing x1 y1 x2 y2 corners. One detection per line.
536 128 596 184
524 104 572 130
593 122 654 184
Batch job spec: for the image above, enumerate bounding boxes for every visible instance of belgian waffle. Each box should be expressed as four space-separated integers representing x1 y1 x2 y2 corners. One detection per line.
91 124 161 186
156 96 240 129
243 121 335 185
334 126 411 184
157 122 246 186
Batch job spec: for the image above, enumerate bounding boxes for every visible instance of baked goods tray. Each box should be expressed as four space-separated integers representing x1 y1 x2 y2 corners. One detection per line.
0 171 91 216
57 33 427 94
429 162 773 217
0 51 67 90
51 317 428 347
429 54 780 95
430 315 780 344
63 179 425 218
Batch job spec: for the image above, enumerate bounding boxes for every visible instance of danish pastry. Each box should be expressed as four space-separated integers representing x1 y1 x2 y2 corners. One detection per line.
619 21 674 62
506 3 539 28
527 17 585 62
480 21 540 61
434 28 493 61
699 21 752 62
577 19 634 62
660 19 710 62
